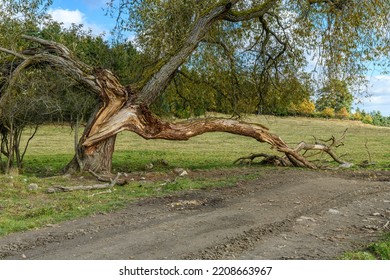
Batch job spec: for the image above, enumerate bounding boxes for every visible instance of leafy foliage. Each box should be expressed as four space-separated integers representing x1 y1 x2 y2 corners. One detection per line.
296 99 316 116
321 107 335 118
316 78 353 112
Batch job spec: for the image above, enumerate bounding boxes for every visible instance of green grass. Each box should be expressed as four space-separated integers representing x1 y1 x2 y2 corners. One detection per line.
1 115 389 237
0 168 260 236
21 115 390 175
341 233 390 260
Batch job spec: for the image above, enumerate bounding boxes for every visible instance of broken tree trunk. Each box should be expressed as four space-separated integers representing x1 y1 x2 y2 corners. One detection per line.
0 34 319 179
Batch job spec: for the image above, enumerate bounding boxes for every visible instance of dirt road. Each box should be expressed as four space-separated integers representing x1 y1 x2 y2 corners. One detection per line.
1 169 389 260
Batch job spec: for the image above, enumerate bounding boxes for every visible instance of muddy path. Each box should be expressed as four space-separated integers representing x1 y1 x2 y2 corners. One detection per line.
1 169 389 260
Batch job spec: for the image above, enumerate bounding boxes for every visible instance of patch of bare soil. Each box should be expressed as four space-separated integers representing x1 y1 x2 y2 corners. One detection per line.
0 169 389 260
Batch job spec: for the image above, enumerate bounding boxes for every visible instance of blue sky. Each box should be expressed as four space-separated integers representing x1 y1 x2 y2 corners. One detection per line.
50 0 113 36
49 0 390 116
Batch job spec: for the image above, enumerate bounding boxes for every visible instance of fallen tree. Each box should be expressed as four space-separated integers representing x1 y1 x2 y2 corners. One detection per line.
1 0 388 180
0 34 317 177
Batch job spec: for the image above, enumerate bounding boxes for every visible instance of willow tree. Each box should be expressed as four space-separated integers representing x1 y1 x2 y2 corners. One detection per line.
1 0 389 177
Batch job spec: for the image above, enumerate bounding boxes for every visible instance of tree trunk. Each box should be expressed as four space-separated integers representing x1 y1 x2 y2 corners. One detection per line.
65 67 127 174
81 135 117 173
1 2 324 178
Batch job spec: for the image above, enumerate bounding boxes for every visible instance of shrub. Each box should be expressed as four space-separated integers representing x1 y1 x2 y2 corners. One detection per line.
297 99 316 116
352 111 363 121
322 107 335 118
362 115 373 124
287 102 298 115
337 107 350 119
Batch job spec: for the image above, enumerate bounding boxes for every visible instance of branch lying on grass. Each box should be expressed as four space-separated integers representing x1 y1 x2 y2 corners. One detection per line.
47 173 121 193
235 130 352 168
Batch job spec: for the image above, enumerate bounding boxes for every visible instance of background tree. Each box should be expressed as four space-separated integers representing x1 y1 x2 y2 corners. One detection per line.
0 7 140 173
316 78 353 112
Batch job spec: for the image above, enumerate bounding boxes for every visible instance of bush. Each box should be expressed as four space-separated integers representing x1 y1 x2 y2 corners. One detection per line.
321 107 335 118
297 99 316 116
352 111 363 121
362 115 373 124
337 107 350 119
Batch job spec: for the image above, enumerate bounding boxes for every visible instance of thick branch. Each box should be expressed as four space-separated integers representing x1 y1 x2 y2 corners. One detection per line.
0 47 26 60
81 105 316 168
222 0 277 22
0 36 128 147
136 2 234 105
136 0 277 106
0 36 101 96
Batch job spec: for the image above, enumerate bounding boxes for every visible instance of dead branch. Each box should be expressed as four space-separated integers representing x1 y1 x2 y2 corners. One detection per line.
293 141 346 164
235 130 351 168
47 172 122 193
47 183 112 193
364 138 372 163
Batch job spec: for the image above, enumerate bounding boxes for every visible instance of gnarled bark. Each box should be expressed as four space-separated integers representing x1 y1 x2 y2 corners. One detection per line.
1 1 330 177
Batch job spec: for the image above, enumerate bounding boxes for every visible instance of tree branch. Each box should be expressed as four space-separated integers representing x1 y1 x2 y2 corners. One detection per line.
81 105 317 169
222 0 276 22
0 47 27 60
136 2 235 106
136 0 278 106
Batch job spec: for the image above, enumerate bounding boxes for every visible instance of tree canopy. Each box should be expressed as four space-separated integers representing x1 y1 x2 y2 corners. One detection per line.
108 0 390 103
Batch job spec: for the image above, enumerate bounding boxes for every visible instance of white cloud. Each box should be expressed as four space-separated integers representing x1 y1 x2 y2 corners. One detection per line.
48 8 107 36
358 75 390 116
49 9 85 27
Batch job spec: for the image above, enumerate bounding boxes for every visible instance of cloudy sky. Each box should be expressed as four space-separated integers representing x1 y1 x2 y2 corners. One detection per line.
48 0 390 116
49 0 112 36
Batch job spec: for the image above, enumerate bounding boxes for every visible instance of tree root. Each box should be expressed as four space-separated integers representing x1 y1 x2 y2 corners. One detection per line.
88 170 129 186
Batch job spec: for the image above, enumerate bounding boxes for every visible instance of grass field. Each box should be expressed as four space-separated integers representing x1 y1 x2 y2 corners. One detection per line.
1 115 389 258
21 115 390 175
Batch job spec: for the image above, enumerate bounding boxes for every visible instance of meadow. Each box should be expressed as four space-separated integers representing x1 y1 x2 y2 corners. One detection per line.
21 115 390 175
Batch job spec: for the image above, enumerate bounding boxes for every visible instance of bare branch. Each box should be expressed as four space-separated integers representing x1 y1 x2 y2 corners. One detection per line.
0 47 26 60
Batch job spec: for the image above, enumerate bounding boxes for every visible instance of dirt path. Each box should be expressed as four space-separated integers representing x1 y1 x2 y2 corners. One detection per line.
1 169 389 260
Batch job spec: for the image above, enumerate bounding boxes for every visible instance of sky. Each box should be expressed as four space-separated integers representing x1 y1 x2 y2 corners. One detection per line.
48 0 390 116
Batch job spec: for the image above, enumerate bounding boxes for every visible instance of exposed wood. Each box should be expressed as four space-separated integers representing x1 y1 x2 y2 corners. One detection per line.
47 183 112 193
235 129 351 168
294 141 346 165
81 105 317 169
